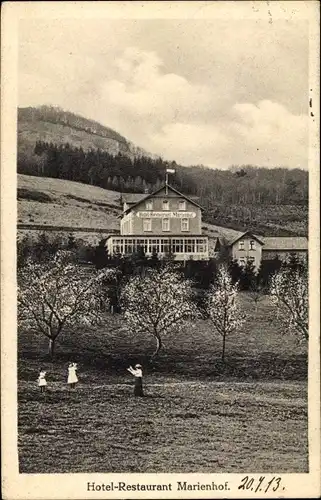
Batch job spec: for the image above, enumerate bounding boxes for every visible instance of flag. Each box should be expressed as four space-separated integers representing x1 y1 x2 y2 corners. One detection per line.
166 168 176 174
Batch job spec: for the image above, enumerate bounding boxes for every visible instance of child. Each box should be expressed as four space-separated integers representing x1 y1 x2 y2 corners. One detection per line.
67 362 78 389
37 369 47 393
127 364 144 397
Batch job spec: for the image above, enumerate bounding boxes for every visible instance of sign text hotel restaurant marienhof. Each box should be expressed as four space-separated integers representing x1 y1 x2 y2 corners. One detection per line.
136 211 197 219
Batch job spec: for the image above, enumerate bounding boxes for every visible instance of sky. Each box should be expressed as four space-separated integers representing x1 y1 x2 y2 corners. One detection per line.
18 15 309 170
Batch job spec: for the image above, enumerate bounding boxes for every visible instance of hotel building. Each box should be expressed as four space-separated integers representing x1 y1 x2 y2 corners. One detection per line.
106 184 209 261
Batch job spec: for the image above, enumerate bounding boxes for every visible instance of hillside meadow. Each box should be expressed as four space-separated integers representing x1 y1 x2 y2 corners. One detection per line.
18 293 308 473
18 174 121 233
17 174 241 244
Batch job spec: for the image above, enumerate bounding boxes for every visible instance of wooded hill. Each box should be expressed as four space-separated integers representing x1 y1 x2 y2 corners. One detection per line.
18 105 156 162
17 106 308 236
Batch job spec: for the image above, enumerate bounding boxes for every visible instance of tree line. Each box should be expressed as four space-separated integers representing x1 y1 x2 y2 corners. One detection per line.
17 141 308 207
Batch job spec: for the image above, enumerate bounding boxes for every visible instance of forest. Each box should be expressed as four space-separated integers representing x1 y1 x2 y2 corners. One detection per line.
18 140 308 206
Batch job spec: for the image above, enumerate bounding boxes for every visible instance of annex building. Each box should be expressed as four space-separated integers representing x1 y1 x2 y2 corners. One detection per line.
106 184 209 261
227 231 308 270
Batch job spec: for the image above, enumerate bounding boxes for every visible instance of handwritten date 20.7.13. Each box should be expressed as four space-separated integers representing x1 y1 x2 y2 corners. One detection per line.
238 476 285 493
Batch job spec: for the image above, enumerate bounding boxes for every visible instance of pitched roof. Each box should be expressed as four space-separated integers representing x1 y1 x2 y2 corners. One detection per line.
202 223 242 242
122 193 147 204
122 192 200 206
123 184 204 214
208 236 222 252
228 231 265 246
262 237 308 251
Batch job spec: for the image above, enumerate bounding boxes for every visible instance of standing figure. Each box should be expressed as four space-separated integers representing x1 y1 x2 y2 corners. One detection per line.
127 364 144 397
37 369 47 393
67 362 78 389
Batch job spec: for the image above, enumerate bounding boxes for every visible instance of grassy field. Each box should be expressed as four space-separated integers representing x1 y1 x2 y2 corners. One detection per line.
18 174 121 234
18 379 307 473
18 293 308 473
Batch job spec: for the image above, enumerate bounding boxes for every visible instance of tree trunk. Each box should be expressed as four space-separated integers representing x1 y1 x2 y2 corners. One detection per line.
151 335 162 359
222 333 226 363
48 338 55 359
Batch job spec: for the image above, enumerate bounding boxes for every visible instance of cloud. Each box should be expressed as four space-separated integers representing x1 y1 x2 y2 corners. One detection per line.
99 48 308 168
145 100 308 169
151 122 229 167
18 20 309 170
101 47 214 126
228 100 308 168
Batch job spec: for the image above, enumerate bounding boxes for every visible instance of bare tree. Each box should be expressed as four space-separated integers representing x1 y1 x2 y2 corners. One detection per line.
18 252 115 358
205 265 245 362
120 266 196 358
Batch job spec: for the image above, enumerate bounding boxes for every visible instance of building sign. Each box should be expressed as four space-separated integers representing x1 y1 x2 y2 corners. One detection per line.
136 211 196 219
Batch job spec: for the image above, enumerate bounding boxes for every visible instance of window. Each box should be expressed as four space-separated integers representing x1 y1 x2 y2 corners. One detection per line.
196 239 207 253
250 240 256 250
150 239 160 253
124 239 134 254
179 200 186 211
239 257 246 266
238 241 245 250
162 200 169 211
132 239 138 253
181 218 189 231
185 239 195 253
137 239 149 254
113 238 123 254
143 219 152 232
160 239 170 253
145 200 153 210
173 239 184 253
162 218 170 231
143 239 149 254
249 257 255 265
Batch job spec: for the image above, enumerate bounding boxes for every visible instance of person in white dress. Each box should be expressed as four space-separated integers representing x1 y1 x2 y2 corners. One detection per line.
67 362 78 389
37 369 47 393
127 364 144 396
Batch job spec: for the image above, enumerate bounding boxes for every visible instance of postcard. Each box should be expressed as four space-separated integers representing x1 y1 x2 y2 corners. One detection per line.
1 1 320 499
